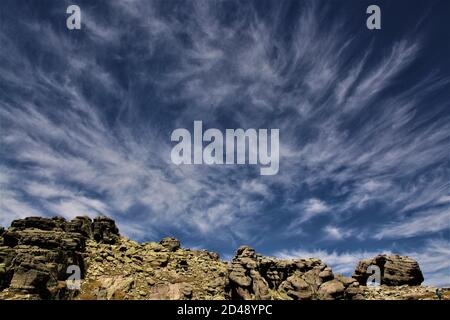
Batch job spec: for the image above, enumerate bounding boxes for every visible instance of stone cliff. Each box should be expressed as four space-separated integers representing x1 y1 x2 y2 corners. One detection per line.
0 216 446 300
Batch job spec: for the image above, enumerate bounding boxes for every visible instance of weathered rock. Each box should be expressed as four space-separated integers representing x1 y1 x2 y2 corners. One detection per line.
319 267 334 282
92 216 120 244
0 227 4 246
318 279 345 299
335 274 357 287
353 255 424 286
147 282 194 300
10 217 65 232
227 246 359 300
0 227 86 299
66 216 93 238
0 215 122 299
98 276 135 300
279 273 314 300
159 237 181 252
3 230 85 251
229 264 252 287
208 252 220 261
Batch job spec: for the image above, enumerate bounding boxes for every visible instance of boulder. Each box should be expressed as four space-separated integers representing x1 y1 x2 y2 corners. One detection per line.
318 279 345 299
159 237 181 252
279 273 314 300
353 254 424 286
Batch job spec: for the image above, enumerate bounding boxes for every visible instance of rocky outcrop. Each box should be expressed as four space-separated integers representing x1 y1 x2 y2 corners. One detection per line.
0 216 119 299
0 216 438 300
79 238 227 300
352 254 424 286
91 217 120 244
227 246 362 300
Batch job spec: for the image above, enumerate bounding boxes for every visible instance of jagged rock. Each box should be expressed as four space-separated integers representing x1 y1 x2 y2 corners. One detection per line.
10 217 65 232
0 215 121 299
92 216 119 244
159 237 181 252
66 216 93 238
353 254 424 286
0 227 86 299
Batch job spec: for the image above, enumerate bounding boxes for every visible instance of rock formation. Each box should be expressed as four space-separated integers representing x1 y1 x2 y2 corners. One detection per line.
0 216 119 299
228 246 362 300
0 215 443 300
79 236 227 299
352 254 424 286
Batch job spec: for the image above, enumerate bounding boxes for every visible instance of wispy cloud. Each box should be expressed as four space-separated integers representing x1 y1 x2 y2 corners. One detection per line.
0 0 448 283
375 208 450 240
322 225 355 241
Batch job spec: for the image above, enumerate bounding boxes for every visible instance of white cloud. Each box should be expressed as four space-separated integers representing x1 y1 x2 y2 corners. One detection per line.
323 225 354 241
286 198 331 232
306 198 329 214
375 208 450 239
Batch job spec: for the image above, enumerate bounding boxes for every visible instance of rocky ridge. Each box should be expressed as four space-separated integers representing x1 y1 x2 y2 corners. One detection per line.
0 216 447 300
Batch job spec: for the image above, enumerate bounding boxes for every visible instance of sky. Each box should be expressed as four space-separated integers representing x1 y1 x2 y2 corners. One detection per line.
0 0 449 287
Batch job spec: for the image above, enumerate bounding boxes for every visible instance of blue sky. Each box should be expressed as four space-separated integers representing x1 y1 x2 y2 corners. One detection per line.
0 0 449 286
